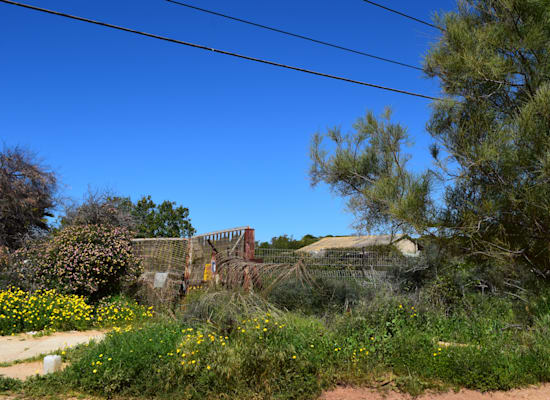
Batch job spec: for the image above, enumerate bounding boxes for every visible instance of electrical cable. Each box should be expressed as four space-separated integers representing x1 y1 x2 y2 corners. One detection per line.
0 0 441 100
165 0 422 71
361 0 445 31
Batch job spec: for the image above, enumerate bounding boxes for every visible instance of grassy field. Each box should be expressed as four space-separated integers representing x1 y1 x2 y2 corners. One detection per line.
3 282 550 400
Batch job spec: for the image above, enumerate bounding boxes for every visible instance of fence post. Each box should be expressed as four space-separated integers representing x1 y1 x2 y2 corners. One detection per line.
244 228 255 261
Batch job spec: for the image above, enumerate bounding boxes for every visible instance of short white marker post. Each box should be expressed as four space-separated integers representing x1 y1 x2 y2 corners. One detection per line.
43 355 62 374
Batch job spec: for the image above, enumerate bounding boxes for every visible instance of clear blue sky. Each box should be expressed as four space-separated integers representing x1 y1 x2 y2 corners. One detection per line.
1 0 455 241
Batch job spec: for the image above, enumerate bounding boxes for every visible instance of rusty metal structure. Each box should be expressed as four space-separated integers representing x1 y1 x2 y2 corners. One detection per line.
131 226 256 305
131 226 414 306
187 226 257 284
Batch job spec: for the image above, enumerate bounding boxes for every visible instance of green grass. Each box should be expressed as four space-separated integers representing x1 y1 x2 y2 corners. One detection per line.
5 288 548 399
0 376 21 392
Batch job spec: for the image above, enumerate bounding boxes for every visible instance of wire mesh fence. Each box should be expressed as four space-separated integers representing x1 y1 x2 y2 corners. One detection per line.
130 237 422 306
131 238 190 306
254 247 408 271
130 228 252 305
132 238 190 274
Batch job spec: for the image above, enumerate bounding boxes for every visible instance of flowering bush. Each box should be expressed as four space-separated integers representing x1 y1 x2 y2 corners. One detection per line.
65 314 376 397
0 288 93 334
0 288 154 335
95 296 154 328
33 225 142 299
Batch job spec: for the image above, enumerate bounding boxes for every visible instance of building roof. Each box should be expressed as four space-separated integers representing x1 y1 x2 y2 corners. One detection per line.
297 234 419 256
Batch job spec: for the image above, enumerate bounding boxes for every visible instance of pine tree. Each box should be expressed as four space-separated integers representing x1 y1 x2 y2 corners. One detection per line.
311 0 550 277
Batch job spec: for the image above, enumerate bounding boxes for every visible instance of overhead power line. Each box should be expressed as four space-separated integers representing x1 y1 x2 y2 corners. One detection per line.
361 0 445 32
0 0 440 100
165 0 422 72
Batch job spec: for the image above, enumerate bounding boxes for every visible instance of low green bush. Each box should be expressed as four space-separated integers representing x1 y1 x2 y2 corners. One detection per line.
17 289 550 399
181 289 280 329
267 277 373 315
0 376 21 392
0 288 154 335
65 321 184 395
94 295 154 328
59 315 370 399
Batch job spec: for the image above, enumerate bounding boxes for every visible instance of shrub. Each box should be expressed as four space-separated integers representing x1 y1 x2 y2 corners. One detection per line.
420 262 486 313
0 246 8 265
181 289 280 329
267 277 373 315
0 376 21 392
30 225 141 299
0 288 154 335
0 245 12 289
60 189 136 230
2 240 48 291
19 288 550 399
63 316 352 399
95 295 154 328
0 288 93 335
64 321 186 396
0 146 57 251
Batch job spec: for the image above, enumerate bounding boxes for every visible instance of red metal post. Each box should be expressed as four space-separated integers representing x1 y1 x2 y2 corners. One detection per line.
244 228 255 261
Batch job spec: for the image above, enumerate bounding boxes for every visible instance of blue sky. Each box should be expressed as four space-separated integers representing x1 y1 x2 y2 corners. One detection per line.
1 0 455 241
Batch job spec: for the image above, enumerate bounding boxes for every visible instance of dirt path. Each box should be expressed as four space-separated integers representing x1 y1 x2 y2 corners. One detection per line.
321 385 550 400
0 361 43 380
2 384 550 399
0 330 105 363
0 330 105 381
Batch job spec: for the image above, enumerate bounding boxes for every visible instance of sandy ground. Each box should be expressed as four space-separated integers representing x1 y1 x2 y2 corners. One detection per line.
0 330 105 364
320 385 550 400
0 361 44 380
2 386 550 400
0 330 105 380
1 381 550 398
